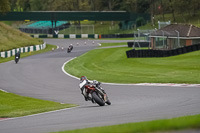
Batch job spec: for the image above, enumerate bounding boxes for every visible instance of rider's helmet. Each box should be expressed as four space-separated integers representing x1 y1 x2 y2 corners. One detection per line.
93 80 98 84
80 76 87 82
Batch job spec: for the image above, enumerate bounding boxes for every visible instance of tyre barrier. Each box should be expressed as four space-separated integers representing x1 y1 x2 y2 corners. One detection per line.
101 34 134 38
0 42 46 58
127 41 150 47
126 43 200 58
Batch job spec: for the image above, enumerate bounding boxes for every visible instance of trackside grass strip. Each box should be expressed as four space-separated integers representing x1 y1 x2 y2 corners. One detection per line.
0 90 76 118
0 44 57 64
53 114 200 133
98 42 127 47
65 47 200 84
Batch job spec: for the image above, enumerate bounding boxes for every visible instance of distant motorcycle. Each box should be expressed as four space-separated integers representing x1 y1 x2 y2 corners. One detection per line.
67 44 73 53
79 76 111 106
15 56 19 63
15 52 20 64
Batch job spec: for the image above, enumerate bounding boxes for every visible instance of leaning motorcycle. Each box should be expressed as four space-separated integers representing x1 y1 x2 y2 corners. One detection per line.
79 80 111 106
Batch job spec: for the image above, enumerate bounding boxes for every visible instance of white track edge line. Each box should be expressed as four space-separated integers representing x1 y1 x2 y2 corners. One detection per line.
0 89 8 93
0 106 82 122
62 57 79 80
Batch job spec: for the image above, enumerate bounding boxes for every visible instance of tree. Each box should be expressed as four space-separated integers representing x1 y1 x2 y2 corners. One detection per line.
0 0 11 13
30 0 43 11
189 0 200 17
9 0 17 11
168 0 176 22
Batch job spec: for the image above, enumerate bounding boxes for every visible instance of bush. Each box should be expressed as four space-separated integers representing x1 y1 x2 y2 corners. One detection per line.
136 17 146 27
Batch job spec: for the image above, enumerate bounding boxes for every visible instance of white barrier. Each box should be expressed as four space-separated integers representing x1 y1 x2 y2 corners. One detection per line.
81 34 88 38
69 34 76 39
0 42 46 58
58 34 64 38
95 34 99 39
47 34 53 38
34 34 39 38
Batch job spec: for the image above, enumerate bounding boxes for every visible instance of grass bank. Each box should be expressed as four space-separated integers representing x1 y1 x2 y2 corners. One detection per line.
0 22 42 52
0 44 57 64
0 90 76 118
53 114 200 133
65 47 200 84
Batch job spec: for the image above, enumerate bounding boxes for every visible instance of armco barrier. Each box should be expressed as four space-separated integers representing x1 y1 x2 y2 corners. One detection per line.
31 34 99 39
0 42 46 58
126 43 200 58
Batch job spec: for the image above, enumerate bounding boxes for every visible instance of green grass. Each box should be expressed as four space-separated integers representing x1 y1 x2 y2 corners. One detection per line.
65 47 200 84
98 37 134 40
53 114 200 133
60 21 137 35
0 44 57 64
99 42 127 47
0 22 42 52
0 90 76 118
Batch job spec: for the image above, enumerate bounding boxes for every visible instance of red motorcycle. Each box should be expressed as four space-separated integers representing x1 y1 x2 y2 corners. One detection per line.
79 77 111 106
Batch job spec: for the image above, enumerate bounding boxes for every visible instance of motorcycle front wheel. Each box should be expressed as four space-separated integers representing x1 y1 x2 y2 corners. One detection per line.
91 92 105 106
15 59 19 64
106 99 111 105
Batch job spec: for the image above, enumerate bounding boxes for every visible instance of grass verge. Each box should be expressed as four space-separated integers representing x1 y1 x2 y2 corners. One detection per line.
53 114 200 133
0 90 76 118
98 37 134 40
99 42 127 47
65 47 200 84
0 44 57 64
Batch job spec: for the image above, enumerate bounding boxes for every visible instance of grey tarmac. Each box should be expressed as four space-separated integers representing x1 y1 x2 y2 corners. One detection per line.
0 39 200 133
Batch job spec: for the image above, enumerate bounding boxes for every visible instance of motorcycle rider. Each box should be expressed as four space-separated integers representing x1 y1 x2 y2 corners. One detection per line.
80 76 104 101
79 76 111 106
69 44 73 50
80 76 91 101
15 51 20 59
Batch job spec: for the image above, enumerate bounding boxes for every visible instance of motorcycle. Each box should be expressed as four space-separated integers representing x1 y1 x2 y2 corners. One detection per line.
15 53 20 64
79 80 111 106
67 45 73 53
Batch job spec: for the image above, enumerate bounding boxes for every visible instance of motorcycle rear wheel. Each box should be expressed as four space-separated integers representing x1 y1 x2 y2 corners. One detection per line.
91 92 105 106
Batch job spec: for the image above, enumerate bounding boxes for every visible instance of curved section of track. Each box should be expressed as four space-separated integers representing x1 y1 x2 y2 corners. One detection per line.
0 39 200 133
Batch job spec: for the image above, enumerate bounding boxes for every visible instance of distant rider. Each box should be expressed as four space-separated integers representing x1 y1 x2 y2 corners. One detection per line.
69 44 73 50
15 51 20 59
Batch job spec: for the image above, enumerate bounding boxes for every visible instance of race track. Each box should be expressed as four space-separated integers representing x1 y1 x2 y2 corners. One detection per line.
0 39 200 133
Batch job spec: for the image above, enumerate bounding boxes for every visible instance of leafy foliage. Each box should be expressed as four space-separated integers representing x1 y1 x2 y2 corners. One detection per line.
4 0 200 25
0 0 10 13
65 46 200 84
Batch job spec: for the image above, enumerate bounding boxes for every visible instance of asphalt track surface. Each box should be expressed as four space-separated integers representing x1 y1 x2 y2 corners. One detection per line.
0 39 200 133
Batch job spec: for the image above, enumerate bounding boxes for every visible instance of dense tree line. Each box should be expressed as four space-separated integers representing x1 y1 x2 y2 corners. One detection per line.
1 0 200 23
